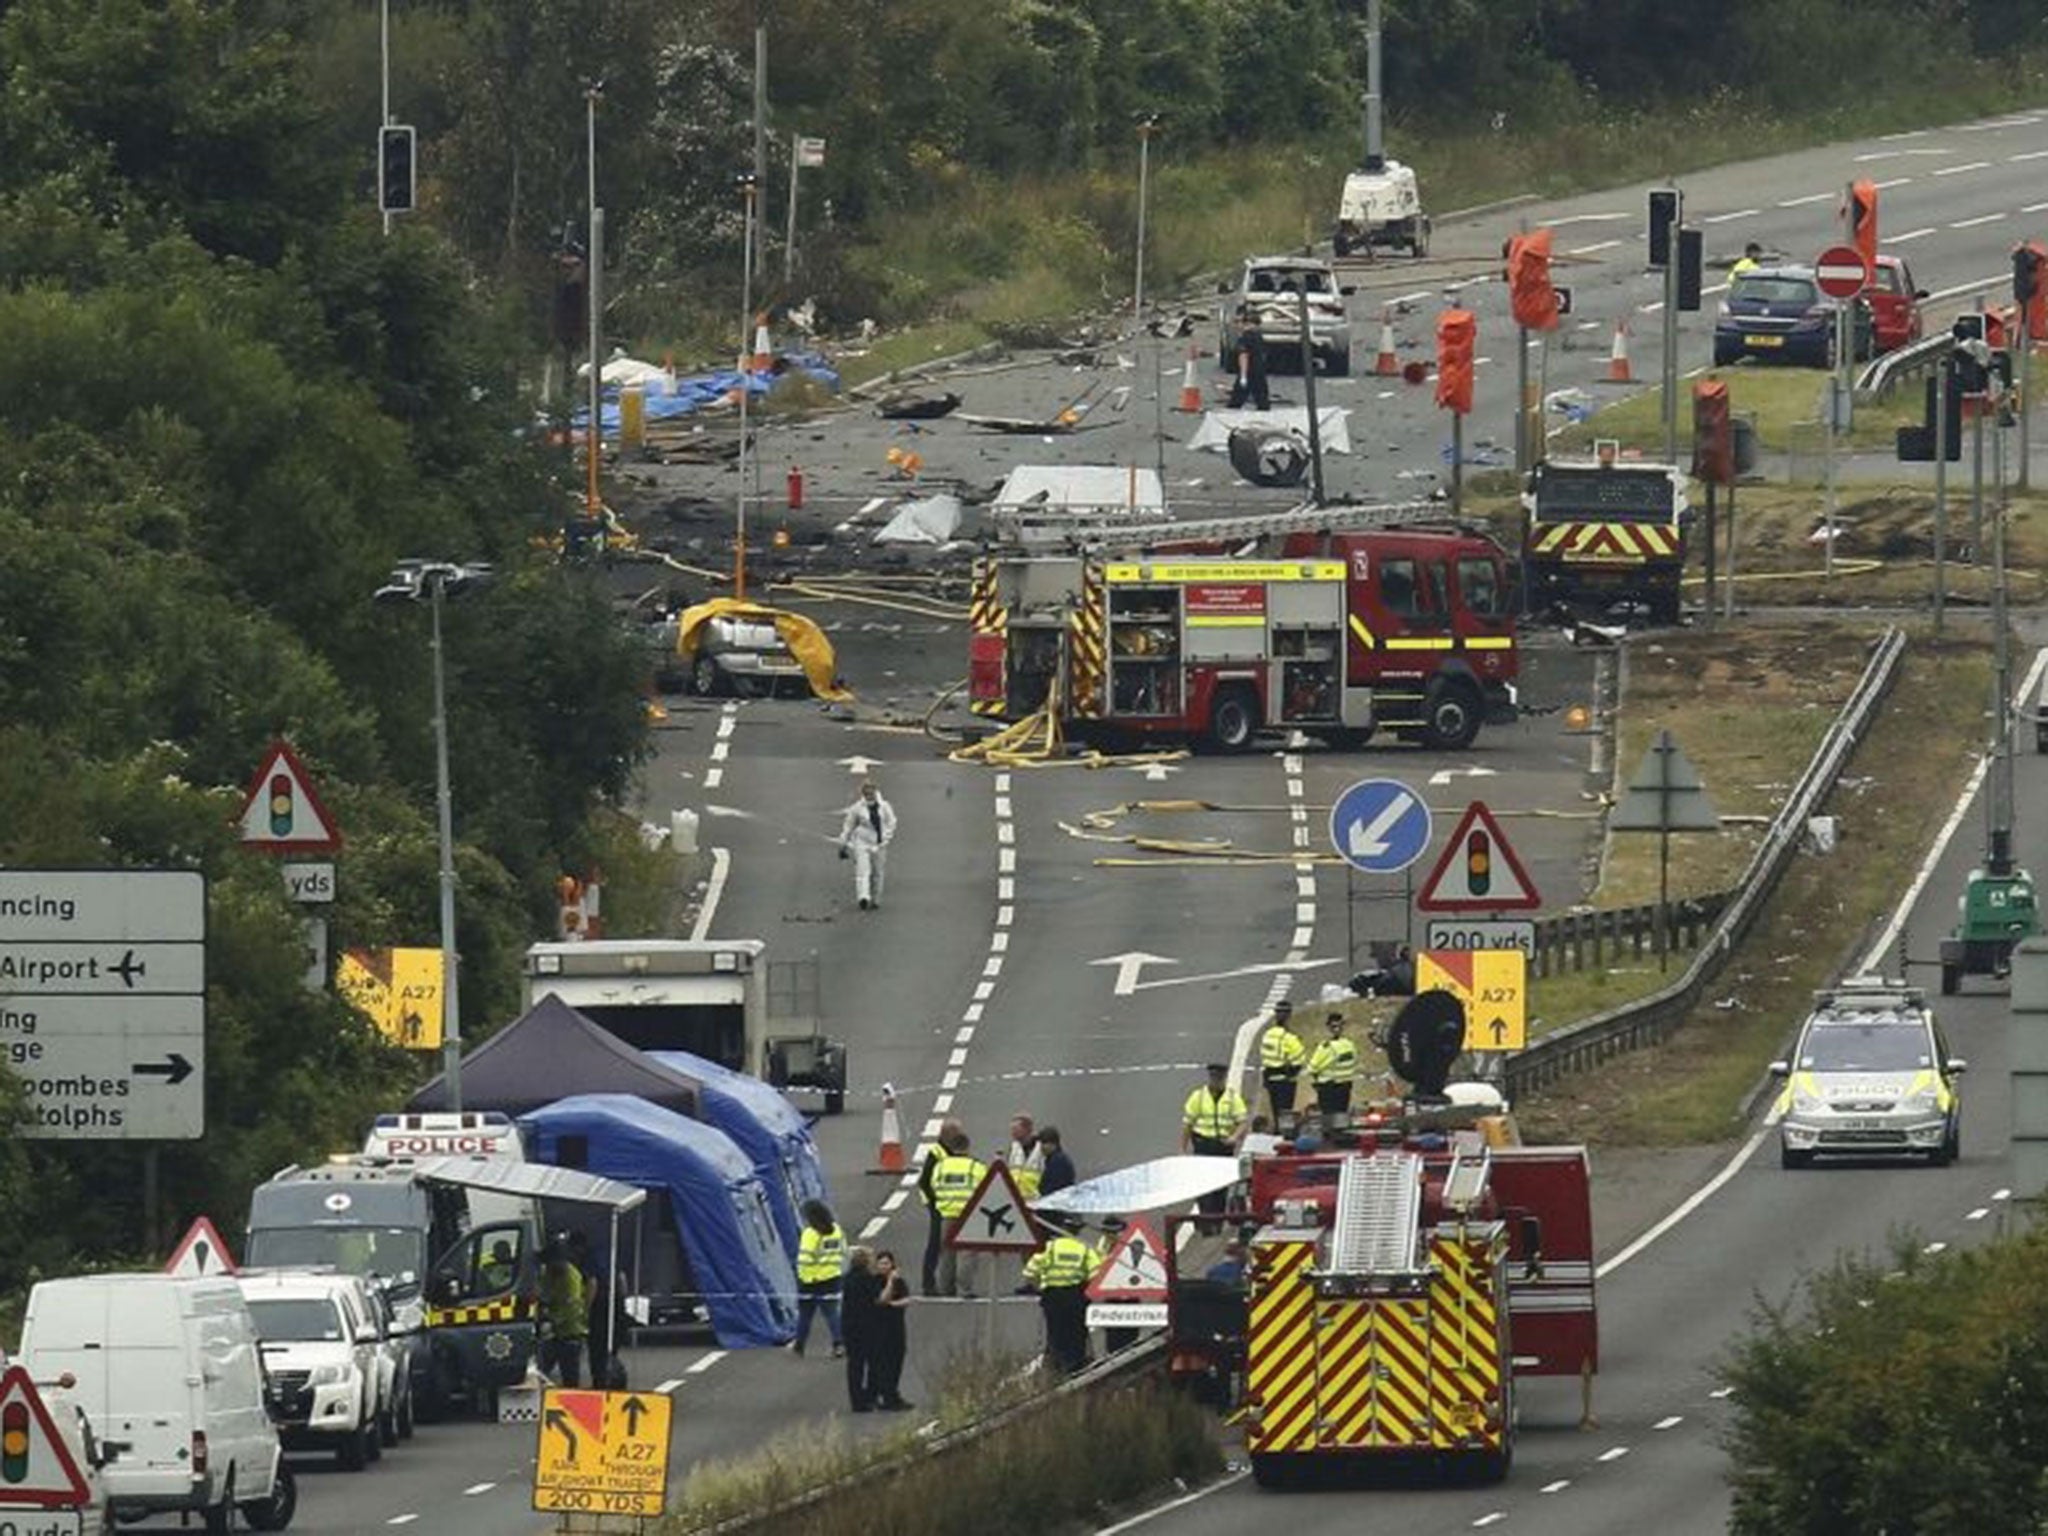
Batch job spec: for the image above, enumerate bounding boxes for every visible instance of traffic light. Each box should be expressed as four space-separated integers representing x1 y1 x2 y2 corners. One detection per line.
1847 179 1878 277
1436 309 1476 415
2 1399 29 1484
1896 367 1963 462
1507 230 1559 331
268 774 293 837
1648 188 1680 269
1676 227 1704 312
1465 830 1492 897
378 124 417 215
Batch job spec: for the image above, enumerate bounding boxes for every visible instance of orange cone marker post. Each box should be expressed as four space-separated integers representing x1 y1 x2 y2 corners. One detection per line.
1606 318 1634 383
1176 346 1203 412
1374 306 1400 376
871 1085 906 1174
750 318 772 374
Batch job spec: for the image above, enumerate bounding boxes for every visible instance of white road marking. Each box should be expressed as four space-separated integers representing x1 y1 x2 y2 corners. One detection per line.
1392 289 1433 305
1995 1187 2014 1201
1599 1127 1768 1278
920 1117 943 1138
688 1350 726 1373
882 1189 908 1211
1541 1479 1572 1494
933 1092 954 1113
858 1216 887 1239
1540 211 1631 227
1966 1206 1990 1221
997 821 1014 844
999 847 1016 873
982 956 1003 978
1577 320 1601 331
1880 128 1928 140
956 1025 975 1044
703 766 723 789
710 739 729 761
2012 149 2048 162
964 1002 984 1023
388 1516 419 1526
690 847 731 942
974 980 995 1000
1933 160 1993 176
1951 212 2007 228
998 877 1014 900
1091 1471 1250 1533
1642 300 1664 313
995 795 1013 817
1924 1240 1947 1255
949 1049 969 1067
1702 207 1760 224
991 931 1009 952
462 1482 497 1495
1709 1385 1736 1400
1473 1516 1506 1528
1475 355 1493 367
1889 227 1937 243
1294 903 1316 925
997 904 1015 926
716 713 735 738
1377 389 1396 400
995 772 1012 792
1567 239 1623 255
1778 192 1833 207
1873 176 1915 189
1598 1446 1630 1463
1654 1415 1684 1431
1291 927 1313 949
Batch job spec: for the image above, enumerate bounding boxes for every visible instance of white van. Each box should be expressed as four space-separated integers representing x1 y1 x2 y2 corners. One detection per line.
236 1272 384 1471
16 1275 294 1531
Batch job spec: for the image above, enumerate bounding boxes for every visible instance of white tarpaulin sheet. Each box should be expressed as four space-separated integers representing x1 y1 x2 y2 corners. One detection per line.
1031 1155 1240 1217
992 465 1165 519
1188 407 1352 455
874 493 963 545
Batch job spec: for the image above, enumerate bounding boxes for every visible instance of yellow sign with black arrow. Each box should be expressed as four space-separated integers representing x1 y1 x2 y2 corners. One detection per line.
1416 948 1528 1051
531 1385 672 1518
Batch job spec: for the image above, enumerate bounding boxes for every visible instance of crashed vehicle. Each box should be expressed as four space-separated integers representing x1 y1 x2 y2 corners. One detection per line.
673 598 852 701
1218 256 1354 377
1334 156 1429 258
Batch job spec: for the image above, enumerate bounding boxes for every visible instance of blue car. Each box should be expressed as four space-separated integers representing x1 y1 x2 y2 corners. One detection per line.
1713 266 1870 368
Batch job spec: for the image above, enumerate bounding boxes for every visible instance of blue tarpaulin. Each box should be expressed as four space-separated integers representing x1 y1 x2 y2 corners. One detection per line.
519 1095 797 1348
647 1051 830 1256
572 351 842 433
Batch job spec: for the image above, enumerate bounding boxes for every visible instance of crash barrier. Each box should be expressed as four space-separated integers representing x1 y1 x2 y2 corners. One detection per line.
1503 626 1906 1102
1855 330 1952 396
1529 890 1734 978
672 1339 1171 1536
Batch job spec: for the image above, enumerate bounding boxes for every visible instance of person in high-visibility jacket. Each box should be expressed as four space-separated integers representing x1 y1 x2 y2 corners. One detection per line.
924 1134 987 1298
1181 1062 1249 1216
538 1239 588 1386
1309 1013 1360 1119
1258 1000 1306 1126
790 1199 847 1357
1021 1216 1099 1373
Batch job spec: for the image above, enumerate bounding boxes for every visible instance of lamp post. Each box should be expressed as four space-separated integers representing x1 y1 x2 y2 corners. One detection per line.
736 172 759 599
1130 113 1162 512
375 559 494 1110
585 81 605 522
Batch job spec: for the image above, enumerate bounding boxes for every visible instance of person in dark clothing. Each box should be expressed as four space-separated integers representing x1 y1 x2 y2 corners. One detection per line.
919 1119 968 1294
1228 307 1270 411
870 1250 914 1411
1036 1126 1077 1197
841 1248 882 1411
566 1232 625 1388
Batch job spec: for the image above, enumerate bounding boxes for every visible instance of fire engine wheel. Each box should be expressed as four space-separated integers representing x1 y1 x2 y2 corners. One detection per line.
1419 681 1482 751
1207 687 1259 753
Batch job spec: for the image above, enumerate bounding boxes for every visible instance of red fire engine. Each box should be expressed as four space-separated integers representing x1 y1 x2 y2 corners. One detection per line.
967 504 1519 751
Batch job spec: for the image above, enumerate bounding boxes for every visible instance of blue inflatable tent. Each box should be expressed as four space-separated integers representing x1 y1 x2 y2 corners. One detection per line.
647 1050 830 1254
519 1095 796 1348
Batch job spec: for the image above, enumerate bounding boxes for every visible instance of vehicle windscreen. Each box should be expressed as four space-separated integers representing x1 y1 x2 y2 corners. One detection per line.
1799 1022 1933 1073
245 1225 424 1287
246 1298 345 1343
1872 265 1904 295
1531 466 1676 525
1732 276 1817 307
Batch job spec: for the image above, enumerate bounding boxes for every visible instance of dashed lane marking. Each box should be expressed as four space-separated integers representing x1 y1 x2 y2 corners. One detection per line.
388 1517 419 1526
1709 1386 1735 1400
1951 212 2007 228
1873 176 1914 189
462 1482 497 1496
690 847 731 942
688 1351 726 1374
1924 1240 1948 1254
704 766 723 789
1597 1446 1630 1463
2012 149 2048 162
1701 207 1760 223
1654 1415 1684 1431
1778 192 1832 207
650 1381 683 1396
1567 239 1622 255
1966 1206 1989 1221
1890 227 1937 243
1932 160 1993 176
1541 1479 1571 1493
1473 1516 1506 1528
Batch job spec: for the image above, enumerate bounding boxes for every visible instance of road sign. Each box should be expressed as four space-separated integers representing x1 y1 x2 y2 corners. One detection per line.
1086 1302 1169 1330
1425 918 1537 957
1086 1217 1170 1304
1417 949 1527 1050
1415 801 1540 913
531 1386 671 1519
1815 244 1868 300
1611 729 1721 832
0 871 206 1141
281 863 335 905
164 1216 238 1278
335 948 445 1050
1328 778 1433 875
234 739 343 853
0 1365 92 1511
945 1163 1045 1253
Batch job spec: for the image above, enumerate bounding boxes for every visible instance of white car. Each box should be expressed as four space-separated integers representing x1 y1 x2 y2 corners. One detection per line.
237 1272 384 1471
1218 256 1354 376
362 1282 416 1446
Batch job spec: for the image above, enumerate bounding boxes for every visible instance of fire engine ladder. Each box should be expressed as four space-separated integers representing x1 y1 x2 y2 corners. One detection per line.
1328 1150 1426 1276
996 498 1449 553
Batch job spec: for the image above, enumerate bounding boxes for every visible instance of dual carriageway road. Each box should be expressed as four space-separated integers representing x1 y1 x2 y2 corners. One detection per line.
286 104 2047 1533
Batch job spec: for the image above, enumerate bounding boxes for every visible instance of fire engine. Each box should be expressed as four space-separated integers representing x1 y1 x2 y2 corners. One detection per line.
967 503 1519 752
1523 454 1689 625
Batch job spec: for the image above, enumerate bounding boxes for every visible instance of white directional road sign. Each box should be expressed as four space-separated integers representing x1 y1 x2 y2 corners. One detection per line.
1328 778 1433 875
0 870 206 1141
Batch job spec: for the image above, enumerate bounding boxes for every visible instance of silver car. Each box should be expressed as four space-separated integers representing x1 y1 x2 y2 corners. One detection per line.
1770 979 1963 1169
1218 256 1354 376
685 614 808 698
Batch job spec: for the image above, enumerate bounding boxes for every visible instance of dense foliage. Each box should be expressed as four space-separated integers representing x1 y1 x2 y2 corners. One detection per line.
1723 1225 2048 1533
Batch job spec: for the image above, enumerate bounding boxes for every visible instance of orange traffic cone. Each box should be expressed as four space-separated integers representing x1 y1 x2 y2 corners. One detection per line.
1176 346 1203 412
750 317 772 374
1606 319 1634 383
870 1085 906 1174
1374 307 1400 376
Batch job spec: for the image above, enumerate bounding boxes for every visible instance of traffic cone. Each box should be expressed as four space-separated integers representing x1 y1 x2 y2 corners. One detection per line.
1374 307 1400 376
870 1085 906 1174
750 317 772 374
1176 346 1203 412
1606 319 1634 383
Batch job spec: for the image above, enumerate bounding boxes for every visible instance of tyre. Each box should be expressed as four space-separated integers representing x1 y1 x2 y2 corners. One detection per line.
1712 343 1736 367
1780 1144 1813 1170
1940 961 1960 996
203 1471 236 1534
1313 727 1375 751
1206 687 1259 753
1328 345 1351 377
1334 233 1351 258
824 1089 846 1115
1419 680 1482 751
1932 1117 1959 1167
364 1410 383 1462
1412 221 1430 258
338 1421 369 1471
243 1462 296 1532
396 1385 415 1441
691 655 725 698
2036 727 2048 754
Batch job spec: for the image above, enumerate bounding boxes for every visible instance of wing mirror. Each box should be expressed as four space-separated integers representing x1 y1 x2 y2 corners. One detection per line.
1915 289 1930 300
1767 1060 1791 1078
1340 284 1358 297
1946 1057 1968 1075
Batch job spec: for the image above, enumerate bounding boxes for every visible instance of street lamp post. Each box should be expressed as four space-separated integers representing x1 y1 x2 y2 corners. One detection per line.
585 82 605 522
375 560 494 1110
1130 113 1161 511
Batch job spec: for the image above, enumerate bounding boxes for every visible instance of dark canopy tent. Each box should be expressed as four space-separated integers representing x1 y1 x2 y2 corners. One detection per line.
407 995 702 1118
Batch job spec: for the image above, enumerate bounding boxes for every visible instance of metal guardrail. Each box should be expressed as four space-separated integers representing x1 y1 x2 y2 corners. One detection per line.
1856 331 1953 395
1503 626 1907 1101
1531 891 1732 977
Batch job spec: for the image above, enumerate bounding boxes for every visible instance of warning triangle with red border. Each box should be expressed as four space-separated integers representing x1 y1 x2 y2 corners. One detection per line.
1415 800 1541 913
944 1163 1046 1253
164 1215 239 1278
234 738 344 853
1085 1216 1170 1303
0 1363 94 1509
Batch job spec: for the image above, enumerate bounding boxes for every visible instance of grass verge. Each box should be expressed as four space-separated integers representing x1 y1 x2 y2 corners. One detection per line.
1554 369 1923 458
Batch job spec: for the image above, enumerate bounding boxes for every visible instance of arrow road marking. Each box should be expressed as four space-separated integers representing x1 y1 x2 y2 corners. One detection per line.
1428 766 1499 787
836 755 883 775
1348 791 1415 858
544 1407 578 1463
1092 953 1341 997
1090 951 1177 996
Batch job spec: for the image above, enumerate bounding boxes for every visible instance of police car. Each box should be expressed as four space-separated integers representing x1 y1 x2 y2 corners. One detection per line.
1769 978 1964 1169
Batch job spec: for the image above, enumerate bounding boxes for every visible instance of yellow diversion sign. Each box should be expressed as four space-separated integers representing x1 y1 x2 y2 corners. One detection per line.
1416 949 1528 1051
532 1386 673 1518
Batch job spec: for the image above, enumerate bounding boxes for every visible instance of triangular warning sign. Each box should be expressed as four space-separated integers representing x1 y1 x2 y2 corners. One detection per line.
944 1163 1045 1254
1610 727 1722 832
234 738 343 853
164 1215 238 1278
1085 1216 1170 1303
1415 800 1541 914
0 1364 94 1508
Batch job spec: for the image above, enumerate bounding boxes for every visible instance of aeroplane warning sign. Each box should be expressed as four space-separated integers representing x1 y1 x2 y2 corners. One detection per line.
531 1386 672 1518
335 947 445 1050
1416 948 1528 1051
1086 1216 1170 1303
234 739 343 853
945 1162 1045 1253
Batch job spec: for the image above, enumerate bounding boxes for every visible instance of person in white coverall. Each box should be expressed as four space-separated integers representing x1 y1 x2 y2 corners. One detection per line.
838 781 897 910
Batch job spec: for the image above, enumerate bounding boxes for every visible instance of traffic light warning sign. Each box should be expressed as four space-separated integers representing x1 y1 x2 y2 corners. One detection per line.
234 739 343 853
0 1364 92 1509
1416 801 1540 913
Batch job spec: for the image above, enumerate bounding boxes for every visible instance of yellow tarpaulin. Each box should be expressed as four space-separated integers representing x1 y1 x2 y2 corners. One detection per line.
674 597 853 702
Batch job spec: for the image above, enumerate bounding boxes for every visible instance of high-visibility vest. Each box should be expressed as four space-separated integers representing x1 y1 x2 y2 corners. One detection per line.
541 1265 587 1339
1261 1025 1306 1072
797 1223 846 1285
1310 1035 1359 1085
931 1155 986 1218
1183 1085 1248 1141
1025 1234 1098 1290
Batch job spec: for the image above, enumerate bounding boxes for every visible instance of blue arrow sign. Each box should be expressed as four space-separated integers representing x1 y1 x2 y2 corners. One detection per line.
1328 778 1432 875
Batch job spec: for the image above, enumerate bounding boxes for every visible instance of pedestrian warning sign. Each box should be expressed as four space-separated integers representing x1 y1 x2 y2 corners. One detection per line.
945 1163 1045 1253
335 947 445 1050
234 739 343 854
531 1386 672 1518
1086 1216 1169 1303
0 1364 92 1510
164 1215 238 1278
1415 801 1540 913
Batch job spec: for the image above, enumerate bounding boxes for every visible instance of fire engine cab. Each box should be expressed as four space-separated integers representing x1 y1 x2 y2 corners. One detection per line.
968 503 1519 751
